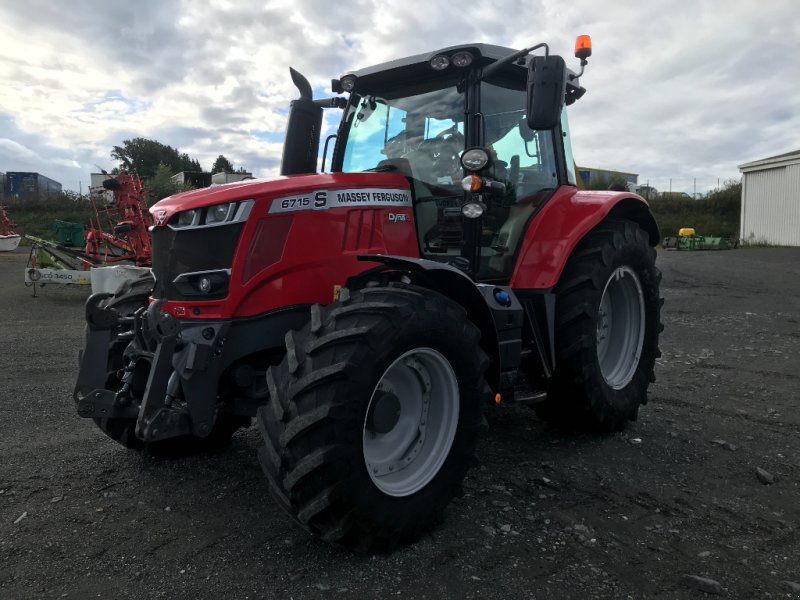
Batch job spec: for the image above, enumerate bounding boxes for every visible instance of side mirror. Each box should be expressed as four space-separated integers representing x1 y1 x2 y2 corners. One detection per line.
526 55 566 130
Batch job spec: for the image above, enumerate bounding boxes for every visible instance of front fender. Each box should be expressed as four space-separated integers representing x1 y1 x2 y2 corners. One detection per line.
510 187 659 289
354 255 502 390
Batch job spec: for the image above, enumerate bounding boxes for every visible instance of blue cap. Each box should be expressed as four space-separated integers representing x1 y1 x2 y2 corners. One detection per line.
493 289 511 307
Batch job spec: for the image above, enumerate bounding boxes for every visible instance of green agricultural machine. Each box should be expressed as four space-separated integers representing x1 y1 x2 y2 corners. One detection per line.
662 228 738 251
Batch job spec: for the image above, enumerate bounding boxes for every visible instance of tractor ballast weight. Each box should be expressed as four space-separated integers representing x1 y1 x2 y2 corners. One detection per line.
74 37 662 550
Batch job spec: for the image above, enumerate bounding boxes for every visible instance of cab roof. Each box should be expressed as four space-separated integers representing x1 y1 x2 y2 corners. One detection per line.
345 44 521 78
338 43 582 99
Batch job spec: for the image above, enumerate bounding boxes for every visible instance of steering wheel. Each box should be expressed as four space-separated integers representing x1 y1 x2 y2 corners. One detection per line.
424 126 464 180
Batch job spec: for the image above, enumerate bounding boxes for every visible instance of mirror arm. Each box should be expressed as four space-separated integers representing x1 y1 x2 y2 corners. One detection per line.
569 59 588 81
313 97 348 109
480 42 549 81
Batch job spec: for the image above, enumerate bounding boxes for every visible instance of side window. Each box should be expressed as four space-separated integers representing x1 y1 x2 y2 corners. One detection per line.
488 117 558 201
560 108 577 186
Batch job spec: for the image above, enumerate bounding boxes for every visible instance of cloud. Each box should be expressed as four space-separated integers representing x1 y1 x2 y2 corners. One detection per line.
0 0 798 195
0 138 39 161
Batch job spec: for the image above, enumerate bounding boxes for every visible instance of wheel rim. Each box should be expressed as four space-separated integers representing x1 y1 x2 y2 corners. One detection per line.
596 266 646 389
363 347 459 497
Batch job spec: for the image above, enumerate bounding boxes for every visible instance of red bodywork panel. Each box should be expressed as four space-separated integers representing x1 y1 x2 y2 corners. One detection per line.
509 187 652 290
150 175 652 320
150 172 419 320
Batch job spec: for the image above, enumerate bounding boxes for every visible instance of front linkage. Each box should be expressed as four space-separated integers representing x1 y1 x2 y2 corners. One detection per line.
74 293 223 443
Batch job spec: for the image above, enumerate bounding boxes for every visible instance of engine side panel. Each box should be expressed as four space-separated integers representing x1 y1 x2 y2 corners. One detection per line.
510 187 658 290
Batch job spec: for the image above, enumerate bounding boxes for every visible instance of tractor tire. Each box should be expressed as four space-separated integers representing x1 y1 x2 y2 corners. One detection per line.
534 219 662 431
257 284 489 551
88 278 249 456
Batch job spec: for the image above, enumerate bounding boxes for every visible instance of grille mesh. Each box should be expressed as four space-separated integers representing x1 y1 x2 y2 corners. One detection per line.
151 224 244 300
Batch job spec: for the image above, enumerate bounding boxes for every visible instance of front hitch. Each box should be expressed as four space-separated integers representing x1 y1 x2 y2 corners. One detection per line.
74 295 218 443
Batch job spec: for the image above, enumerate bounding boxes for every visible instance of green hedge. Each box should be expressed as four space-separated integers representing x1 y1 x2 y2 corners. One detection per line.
2 194 95 244
650 180 741 239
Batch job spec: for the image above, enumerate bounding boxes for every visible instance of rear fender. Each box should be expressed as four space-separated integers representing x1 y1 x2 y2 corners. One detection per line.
510 188 659 289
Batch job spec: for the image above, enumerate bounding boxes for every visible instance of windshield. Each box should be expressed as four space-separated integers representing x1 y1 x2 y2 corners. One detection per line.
341 86 465 188
340 84 466 259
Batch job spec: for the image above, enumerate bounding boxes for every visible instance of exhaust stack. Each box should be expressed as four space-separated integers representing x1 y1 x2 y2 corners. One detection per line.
279 68 323 176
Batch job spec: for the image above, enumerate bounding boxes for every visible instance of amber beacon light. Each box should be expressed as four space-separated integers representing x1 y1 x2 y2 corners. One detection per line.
574 35 592 60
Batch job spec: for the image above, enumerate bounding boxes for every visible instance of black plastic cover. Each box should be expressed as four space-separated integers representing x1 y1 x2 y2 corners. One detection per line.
527 55 567 130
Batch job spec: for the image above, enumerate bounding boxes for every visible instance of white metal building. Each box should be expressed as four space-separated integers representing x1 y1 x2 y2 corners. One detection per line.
738 150 800 246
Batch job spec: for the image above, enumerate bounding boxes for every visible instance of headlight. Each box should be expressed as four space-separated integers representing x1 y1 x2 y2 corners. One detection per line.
206 202 232 224
172 269 231 297
198 276 213 293
462 201 486 218
178 209 198 227
430 55 450 70
168 200 253 230
451 51 473 67
340 75 356 92
461 148 491 171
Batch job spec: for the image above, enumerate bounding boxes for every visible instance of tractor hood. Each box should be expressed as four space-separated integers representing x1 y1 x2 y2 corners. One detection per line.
149 172 411 226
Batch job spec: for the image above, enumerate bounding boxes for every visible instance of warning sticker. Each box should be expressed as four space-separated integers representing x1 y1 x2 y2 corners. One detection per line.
268 188 412 213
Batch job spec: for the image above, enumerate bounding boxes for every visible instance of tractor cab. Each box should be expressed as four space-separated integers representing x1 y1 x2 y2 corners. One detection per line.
325 43 586 281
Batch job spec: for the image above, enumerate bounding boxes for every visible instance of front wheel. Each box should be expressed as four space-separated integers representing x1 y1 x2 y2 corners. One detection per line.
535 219 663 431
257 284 490 551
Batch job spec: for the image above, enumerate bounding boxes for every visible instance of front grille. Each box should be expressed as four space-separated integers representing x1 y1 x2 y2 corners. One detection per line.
151 223 244 300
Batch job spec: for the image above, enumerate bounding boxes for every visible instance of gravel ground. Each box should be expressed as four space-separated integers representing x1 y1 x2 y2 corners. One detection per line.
1 246 799 599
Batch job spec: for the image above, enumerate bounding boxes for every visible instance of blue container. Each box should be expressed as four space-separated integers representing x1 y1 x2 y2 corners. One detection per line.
5 172 63 200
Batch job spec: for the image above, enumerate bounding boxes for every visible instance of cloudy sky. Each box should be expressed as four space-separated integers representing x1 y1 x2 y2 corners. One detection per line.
1 0 798 195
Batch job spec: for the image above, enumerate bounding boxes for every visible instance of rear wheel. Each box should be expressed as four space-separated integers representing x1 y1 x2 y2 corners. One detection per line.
89 278 249 456
534 219 662 431
257 284 489 550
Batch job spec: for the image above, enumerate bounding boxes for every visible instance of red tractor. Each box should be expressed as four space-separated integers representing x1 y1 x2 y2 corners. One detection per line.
75 37 662 550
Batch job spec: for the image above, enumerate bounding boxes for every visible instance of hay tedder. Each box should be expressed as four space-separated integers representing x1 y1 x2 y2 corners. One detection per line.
24 173 152 294
74 36 663 550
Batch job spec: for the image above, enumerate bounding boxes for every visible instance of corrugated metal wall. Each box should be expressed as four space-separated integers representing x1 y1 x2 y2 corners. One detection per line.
741 163 800 246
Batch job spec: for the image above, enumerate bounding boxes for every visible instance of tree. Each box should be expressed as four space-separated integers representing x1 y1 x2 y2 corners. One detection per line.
211 155 235 174
111 138 202 179
585 173 632 192
146 163 192 204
